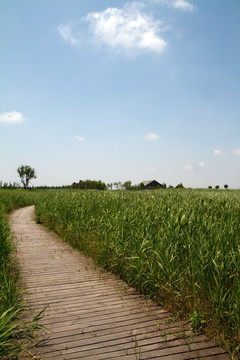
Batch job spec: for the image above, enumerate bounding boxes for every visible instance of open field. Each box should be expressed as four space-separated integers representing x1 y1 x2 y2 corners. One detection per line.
0 189 239 358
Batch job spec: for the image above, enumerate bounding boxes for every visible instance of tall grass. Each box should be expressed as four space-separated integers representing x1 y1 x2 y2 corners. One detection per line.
0 191 43 359
34 189 240 357
1 189 239 357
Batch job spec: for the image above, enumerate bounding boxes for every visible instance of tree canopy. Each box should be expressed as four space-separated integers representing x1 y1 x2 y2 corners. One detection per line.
17 165 36 189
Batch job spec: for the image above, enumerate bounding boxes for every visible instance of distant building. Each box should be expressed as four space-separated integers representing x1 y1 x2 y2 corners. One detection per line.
142 180 162 189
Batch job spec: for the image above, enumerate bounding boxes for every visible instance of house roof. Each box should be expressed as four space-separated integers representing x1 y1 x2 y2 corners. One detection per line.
142 180 161 186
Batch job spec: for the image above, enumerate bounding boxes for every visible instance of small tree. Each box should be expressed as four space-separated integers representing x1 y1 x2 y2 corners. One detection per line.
123 180 132 191
224 184 228 190
114 181 123 190
208 186 212 189
107 183 113 190
215 185 220 189
176 183 184 189
17 165 36 189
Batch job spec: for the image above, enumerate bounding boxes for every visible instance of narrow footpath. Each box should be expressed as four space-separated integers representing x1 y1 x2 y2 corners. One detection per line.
10 206 229 360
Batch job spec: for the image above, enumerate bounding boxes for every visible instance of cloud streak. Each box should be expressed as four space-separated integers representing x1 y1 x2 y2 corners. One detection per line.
75 136 85 142
151 0 196 12
232 148 240 156
213 149 223 156
144 132 159 140
149 167 158 171
182 162 205 171
58 24 79 45
173 0 196 12
0 111 24 124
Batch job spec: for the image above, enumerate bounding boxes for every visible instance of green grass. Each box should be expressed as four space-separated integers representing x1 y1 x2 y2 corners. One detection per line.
1 189 239 358
34 189 240 358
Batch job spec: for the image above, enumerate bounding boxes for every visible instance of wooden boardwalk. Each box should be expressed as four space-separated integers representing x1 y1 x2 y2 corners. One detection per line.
10 206 230 360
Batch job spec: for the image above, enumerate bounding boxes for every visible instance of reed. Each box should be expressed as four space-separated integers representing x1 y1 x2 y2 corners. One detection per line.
34 189 240 357
1 189 239 357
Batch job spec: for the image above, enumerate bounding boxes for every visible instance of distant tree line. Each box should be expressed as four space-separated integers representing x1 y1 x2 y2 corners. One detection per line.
0 180 230 191
0 181 20 189
0 165 230 191
70 180 107 190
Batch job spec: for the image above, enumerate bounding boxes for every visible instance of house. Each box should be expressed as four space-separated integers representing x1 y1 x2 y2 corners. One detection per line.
142 180 162 190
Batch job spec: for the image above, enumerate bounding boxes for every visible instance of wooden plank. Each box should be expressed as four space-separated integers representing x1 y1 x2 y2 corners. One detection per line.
35 329 204 356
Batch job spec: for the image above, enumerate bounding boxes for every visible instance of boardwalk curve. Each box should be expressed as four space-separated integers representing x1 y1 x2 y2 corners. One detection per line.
10 206 229 360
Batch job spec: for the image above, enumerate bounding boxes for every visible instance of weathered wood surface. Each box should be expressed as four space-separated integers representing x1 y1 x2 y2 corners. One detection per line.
10 206 229 360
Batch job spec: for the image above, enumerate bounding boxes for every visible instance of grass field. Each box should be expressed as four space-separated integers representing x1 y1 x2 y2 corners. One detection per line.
0 189 239 358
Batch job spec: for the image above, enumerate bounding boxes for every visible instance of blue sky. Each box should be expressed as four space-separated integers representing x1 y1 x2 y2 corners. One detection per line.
1 0 240 188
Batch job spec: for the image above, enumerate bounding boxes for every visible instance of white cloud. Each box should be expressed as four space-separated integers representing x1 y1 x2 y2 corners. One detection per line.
85 4 167 54
75 136 85 142
0 111 24 124
182 164 193 171
182 162 205 171
213 149 223 156
58 24 79 45
144 132 159 140
149 167 158 172
173 0 196 12
232 148 240 156
151 0 196 12
195 162 205 169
